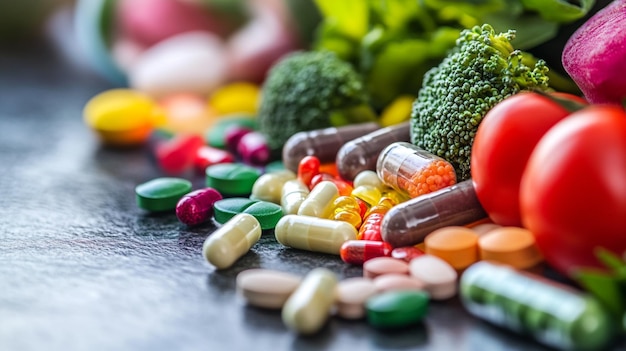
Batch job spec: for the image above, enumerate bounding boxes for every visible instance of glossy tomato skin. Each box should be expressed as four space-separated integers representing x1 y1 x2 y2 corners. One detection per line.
520 105 626 276
471 92 584 226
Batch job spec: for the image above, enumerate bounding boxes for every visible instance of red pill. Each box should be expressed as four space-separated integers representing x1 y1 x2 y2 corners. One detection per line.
193 145 234 173
357 212 386 241
297 155 320 187
340 240 393 265
237 131 271 166
175 187 223 226
391 246 425 263
156 134 205 174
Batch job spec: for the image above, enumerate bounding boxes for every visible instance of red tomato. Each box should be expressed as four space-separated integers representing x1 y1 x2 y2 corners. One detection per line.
520 105 626 276
471 92 585 226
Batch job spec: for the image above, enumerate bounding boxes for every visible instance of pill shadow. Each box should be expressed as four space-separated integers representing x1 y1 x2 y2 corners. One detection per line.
367 322 429 349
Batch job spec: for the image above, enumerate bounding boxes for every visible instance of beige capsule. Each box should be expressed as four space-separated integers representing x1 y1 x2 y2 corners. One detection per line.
335 277 378 320
202 213 261 270
280 179 310 215
251 170 296 204
409 254 458 300
274 214 357 255
282 268 337 334
236 269 302 309
297 181 339 218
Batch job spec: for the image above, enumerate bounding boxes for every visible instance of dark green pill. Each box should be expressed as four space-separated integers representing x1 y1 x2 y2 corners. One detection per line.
366 290 429 329
213 198 258 224
206 163 261 196
243 201 283 230
135 177 192 212
213 198 283 230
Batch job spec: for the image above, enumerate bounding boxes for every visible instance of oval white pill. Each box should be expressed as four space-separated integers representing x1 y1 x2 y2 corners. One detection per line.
335 277 378 320
236 269 302 309
409 254 458 300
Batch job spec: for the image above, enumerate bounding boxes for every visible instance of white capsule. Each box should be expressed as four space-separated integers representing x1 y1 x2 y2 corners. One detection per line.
274 214 357 255
202 213 261 269
280 179 310 215
297 181 339 218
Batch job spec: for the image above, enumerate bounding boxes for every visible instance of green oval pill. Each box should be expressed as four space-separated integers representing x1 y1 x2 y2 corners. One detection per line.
213 198 283 230
366 290 429 329
135 177 192 212
206 163 261 196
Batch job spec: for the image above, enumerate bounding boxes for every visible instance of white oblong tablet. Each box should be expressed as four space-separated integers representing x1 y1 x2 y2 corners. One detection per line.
409 254 458 300
373 273 425 293
335 277 378 320
236 269 302 309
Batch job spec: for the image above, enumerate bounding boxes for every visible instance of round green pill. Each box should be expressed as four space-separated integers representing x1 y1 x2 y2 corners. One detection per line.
366 290 429 329
206 163 261 196
135 177 192 212
214 197 283 230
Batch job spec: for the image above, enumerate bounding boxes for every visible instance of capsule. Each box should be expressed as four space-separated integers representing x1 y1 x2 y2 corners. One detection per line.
202 213 261 269
297 181 339 218
237 131 271 166
297 155 320 187
282 268 338 334
376 141 456 198
460 261 615 351
331 196 363 228
274 215 357 255
381 179 487 248
340 240 393 265
281 179 310 215
175 187 223 226
250 170 296 204
337 122 411 181
155 134 205 175
193 145 235 174
282 122 380 172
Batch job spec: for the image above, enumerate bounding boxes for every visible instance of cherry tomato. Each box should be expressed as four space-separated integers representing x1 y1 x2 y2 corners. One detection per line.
520 105 626 276
471 92 586 226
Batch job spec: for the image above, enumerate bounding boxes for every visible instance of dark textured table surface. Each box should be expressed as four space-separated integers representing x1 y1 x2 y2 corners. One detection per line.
1 35 625 351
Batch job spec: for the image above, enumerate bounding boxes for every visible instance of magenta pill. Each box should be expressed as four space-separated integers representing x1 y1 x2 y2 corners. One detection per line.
237 131 271 166
225 126 253 153
175 187 223 226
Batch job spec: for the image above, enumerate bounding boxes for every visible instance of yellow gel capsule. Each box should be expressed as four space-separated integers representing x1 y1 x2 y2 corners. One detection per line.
379 95 415 127
281 179 310 215
208 82 260 115
83 89 163 146
274 215 357 255
282 268 338 334
297 181 339 218
202 213 262 269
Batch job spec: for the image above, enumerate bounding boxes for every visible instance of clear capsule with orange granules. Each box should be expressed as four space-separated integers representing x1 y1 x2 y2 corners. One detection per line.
376 142 456 198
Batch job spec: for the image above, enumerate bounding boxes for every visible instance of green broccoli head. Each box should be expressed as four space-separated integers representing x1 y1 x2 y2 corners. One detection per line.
258 50 373 152
410 24 550 181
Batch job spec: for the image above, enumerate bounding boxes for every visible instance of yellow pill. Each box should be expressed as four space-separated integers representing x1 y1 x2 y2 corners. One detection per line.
379 95 415 127
478 226 543 270
208 82 260 116
274 215 357 255
282 268 337 334
297 181 339 218
424 226 479 271
202 213 262 269
83 89 162 146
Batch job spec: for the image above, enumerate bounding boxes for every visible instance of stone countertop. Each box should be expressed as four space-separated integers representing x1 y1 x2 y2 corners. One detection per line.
1 37 624 351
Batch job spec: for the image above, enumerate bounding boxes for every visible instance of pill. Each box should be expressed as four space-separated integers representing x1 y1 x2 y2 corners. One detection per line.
175 187 223 226
363 257 409 279
297 155 320 188
205 115 257 149
353 170 384 188
365 290 429 329
282 122 381 172
213 198 283 230
135 177 192 212
158 92 215 135
373 273 425 293
460 261 614 351
224 126 253 153
282 268 338 334
391 246 425 263
208 82 260 116
280 179 310 215
357 210 387 241
336 122 411 181
377 142 457 198
470 222 502 236
264 160 286 173
155 134 205 174
237 131 271 166
83 88 162 146
381 179 488 248
478 227 543 270
274 215 357 255
205 163 261 196
202 213 261 269
424 226 479 271
250 170 296 204
340 240 392 265
297 181 339 218
193 145 235 174
236 268 302 309
409 255 458 300
335 277 378 320
310 174 353 196
331 196 363 228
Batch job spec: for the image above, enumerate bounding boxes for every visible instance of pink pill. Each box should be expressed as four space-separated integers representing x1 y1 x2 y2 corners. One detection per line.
175 187 223 226
225 126 253 153
237 131 271 166
363 257 409 279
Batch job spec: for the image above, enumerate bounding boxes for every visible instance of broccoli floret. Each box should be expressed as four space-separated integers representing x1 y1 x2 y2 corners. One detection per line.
258 50 375 152
410 24 550 181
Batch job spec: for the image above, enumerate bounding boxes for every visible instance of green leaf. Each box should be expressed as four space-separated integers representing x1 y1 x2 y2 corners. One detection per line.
575 269 625 318
595 247 626 272
313 0 369 40
520 0 595 23
484 12 559 50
